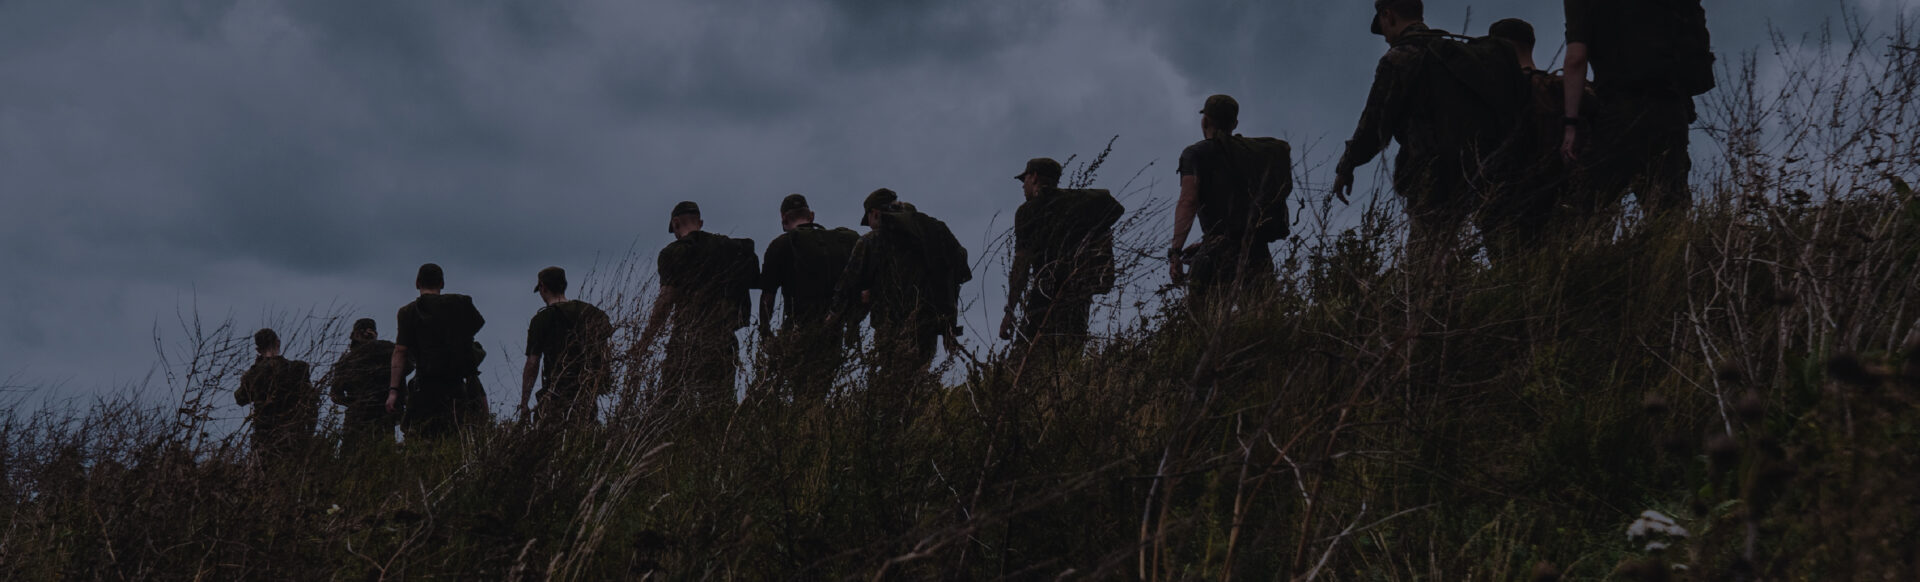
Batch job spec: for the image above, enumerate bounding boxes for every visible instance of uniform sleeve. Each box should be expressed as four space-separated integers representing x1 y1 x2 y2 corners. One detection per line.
525 310 548 357
1563 0 1592 44
327 351 352 405
394 306 414 348
657 245 683 289
237 365 260 406
1337 49 1418 175
1177 143 1202 176
1013 202 1041 260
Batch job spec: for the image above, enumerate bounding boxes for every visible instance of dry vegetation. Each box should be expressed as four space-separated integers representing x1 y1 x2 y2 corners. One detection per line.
3 17 1918 581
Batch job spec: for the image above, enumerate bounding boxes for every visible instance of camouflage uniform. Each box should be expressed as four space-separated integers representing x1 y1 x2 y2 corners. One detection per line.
834 189 972 387
395 293 487 441
761 195 861 401
1336 23 1478 257
1011 159 1123 361
657 229 755 408
526 299 613 425
329 326 402 451
238 355 318 464
1564 0 1698 215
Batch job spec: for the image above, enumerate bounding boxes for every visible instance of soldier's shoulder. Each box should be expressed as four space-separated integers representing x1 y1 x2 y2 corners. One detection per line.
1380 43 1425 68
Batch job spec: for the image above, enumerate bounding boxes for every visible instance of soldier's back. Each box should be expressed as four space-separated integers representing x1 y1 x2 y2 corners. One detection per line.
778 225 860 318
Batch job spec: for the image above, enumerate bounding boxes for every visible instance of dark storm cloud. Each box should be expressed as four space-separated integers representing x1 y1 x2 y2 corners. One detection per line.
0 0 1887 408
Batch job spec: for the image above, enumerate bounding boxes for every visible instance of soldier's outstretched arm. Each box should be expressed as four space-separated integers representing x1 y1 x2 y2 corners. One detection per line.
1001 248 1029 341
519 354 539 416
1561 42 1590 162
637 286 675 350
1168 174 1201 284
1334 50 1415 199
386 344 407 413
758 287 778 338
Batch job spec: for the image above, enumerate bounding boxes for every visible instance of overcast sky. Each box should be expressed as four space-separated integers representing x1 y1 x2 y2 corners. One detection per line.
1 0 1908 414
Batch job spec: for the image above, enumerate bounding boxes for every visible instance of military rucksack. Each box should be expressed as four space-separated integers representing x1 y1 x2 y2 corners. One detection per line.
784 225 859 299
1404 32 1528 149
1218 136 1295 244
876 210 972 326
1592 0 1714 96
1054 188 1124 293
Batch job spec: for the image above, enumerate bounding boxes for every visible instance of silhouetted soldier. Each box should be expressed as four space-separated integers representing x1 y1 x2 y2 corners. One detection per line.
1480 18 1568 260
1332 0 1523 267
1561 0 1714 216
759 194 860 402
328 318 402 452
1169 95 1284 304
238 328 318 466
387 263 488 442
1001 158 1123 365
638 201 758 410
831 189 972 387
521 266 613 427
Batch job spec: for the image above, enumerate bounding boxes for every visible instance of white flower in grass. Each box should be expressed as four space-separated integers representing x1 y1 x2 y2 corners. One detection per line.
1627 510 1690 540
327 504 342 516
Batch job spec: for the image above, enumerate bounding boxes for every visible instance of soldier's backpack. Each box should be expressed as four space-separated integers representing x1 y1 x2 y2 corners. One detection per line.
1604 0 1715 96
1405 31 1530 175
408 293 486 380
1218 136 1295 244
877 210 972 326
784 226 860 300
1054 188 1125 293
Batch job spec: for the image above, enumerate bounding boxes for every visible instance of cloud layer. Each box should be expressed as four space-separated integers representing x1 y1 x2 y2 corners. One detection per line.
0 0 1868 409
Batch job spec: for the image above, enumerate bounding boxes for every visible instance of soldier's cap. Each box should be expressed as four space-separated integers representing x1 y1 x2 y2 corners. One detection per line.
1199 94 1238 123
780 193 810 214
860 188 898 226
1488 18 1534 47
536 266 566 293
352 318 377 333
1371 0 1422 35
1015 157 1063 182
668 200 700 233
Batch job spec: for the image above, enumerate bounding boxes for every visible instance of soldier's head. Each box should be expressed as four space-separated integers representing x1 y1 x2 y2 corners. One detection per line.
1015 158 1062 199
1489 18 1538 70
1200 94 1239 139
253 328 281 356
779 193 816 232
861 188 899 229
1371 0 1423 42
415 263 445 293
669 201 704 239
536 266 568 301
351 318 378 344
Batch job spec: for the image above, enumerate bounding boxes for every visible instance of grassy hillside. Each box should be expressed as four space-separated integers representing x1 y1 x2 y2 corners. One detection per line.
4 21 1918 582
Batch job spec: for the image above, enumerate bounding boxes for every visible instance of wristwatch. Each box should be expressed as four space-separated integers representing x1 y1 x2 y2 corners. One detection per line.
1167 247 1182 260
1562 116 1582 127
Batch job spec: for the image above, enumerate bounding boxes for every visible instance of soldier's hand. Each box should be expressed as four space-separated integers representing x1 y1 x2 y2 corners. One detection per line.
1330 173 1355 205
385 389 399 413
1168 255 1186 285
999 312 1015 341
1561 126 1580 162
860 290 871 304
